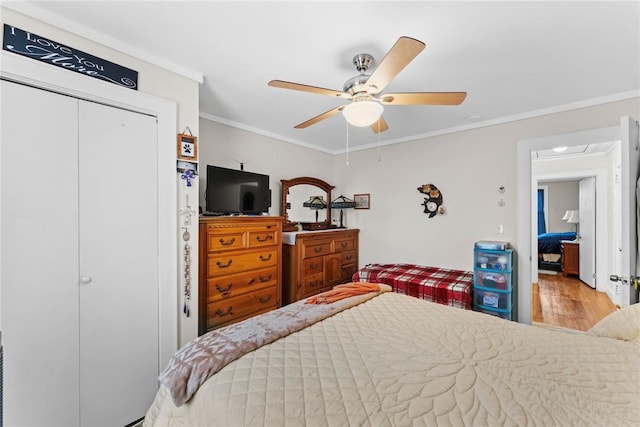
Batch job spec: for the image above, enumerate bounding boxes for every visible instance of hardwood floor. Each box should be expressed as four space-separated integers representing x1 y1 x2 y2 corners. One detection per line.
532 272 618 331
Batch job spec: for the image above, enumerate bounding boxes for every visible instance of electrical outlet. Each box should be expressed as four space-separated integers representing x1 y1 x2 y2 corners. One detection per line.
498 224 504 234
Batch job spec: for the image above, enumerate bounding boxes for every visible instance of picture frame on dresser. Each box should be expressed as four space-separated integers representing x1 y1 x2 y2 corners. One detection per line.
354 193 370 209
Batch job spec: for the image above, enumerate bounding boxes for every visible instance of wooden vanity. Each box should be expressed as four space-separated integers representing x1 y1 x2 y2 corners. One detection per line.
280 176 359 304
282 228 359 304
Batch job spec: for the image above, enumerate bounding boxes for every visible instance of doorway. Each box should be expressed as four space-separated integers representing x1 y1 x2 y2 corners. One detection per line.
533 168 610 330
516 124 624 324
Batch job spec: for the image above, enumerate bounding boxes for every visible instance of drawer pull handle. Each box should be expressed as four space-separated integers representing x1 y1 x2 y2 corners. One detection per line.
215 283 233 293
341 242 348 248
216 259 233 269
219 237 235 246
259 294 272 304
256 235 272 242
309 264 318 270
259 274 272 282
248 278 256 285
259 253 272 262
311 280 320 287
314 247 323 253
345 255 353 261
215 307 233 317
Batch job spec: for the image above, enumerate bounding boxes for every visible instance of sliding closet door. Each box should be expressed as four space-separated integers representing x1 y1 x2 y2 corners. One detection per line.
78 101 159 426
1 81 81 426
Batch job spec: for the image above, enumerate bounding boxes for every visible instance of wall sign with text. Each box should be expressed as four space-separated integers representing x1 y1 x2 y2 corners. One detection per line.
3 24 138 90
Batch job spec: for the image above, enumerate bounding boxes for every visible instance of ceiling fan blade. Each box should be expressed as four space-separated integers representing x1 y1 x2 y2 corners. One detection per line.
371 116 389 133
294 106 344 129
365 36 426 95
380 92 467 105
268 80 347 98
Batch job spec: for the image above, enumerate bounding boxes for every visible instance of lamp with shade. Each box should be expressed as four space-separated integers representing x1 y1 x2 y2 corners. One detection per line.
562 209 580 238
330 195 355 228
303 195 327 222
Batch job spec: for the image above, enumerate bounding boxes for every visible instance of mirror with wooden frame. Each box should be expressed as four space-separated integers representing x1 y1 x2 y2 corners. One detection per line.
281 177 335 232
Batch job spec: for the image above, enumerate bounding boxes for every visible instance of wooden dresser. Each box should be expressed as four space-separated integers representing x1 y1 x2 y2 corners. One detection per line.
561 240 580 278
282 229 359 305
198 216 283 335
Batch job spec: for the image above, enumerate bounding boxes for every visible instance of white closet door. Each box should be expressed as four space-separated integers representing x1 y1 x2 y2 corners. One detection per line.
1 81 81 426
78 101 159 426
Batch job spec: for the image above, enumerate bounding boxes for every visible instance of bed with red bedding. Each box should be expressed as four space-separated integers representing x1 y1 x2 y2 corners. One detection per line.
352 263 473 309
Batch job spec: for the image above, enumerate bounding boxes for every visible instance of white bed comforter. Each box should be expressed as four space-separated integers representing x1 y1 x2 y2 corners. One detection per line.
145 292 640 426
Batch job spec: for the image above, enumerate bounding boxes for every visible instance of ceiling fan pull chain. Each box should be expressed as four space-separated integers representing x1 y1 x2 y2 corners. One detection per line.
377 121 382 162
345 121 350 166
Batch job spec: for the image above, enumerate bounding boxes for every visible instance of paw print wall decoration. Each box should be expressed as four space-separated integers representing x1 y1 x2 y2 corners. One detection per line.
417 183 445 218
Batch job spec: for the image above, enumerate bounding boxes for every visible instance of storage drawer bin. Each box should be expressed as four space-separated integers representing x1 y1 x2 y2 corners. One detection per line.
474 241 509 251
474 271 511 290
475 287 512 310
474 249 513 271
476 306 512 321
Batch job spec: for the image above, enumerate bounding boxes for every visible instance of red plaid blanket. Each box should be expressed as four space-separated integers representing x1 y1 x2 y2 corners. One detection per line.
352 263 473 310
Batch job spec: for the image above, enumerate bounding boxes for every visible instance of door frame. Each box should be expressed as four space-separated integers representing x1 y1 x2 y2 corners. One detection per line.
0 52 179 367
516 125 620 323
535 170 607 291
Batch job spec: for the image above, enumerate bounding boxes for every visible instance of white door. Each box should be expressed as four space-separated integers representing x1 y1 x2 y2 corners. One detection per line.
612 164 623 301
1 80 81 426
1 81 160 426
78 101 159 426
617 116 640 306
579 177 596 288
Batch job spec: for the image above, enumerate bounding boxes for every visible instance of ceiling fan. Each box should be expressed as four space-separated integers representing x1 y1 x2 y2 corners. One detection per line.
268 36 467 133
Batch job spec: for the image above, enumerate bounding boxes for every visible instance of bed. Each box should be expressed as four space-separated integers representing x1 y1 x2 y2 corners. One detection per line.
144 286 640 426
537 231 576 272
352 263 473 309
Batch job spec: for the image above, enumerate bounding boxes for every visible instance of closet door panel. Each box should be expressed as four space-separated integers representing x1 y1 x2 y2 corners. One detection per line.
1 81 80 426
78 101 159 425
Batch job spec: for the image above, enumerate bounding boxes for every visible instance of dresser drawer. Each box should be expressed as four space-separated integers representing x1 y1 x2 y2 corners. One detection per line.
207 248 278 277
340 262 358 282
205 285 278 330
247 229 278 248
300 273 326 297
206 231 245 252
341 250 357 264
303 256 324 275
303 241 332 258
206 267 278 302
335 238 356 252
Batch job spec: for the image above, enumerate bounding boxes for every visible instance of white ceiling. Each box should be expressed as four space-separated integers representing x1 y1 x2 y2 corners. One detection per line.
533 141 617 160
16 1 640 153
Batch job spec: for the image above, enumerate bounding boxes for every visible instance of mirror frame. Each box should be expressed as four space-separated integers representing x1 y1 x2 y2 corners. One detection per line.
281 177 335 232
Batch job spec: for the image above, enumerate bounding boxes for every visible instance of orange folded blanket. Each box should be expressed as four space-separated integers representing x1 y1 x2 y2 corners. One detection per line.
306 282 381 304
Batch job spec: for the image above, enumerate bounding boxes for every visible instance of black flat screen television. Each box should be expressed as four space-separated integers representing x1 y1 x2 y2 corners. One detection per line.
205 165 270 214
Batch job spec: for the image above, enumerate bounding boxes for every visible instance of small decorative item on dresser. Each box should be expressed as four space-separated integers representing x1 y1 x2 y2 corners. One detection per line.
353 193 370 209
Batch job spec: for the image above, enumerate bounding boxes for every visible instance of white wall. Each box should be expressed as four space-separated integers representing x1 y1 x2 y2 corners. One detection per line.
331 128 514 271
542 181 579 232
198 119 334 215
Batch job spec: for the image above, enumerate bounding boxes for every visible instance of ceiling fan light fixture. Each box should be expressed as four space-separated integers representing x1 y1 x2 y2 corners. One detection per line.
342 101 383 127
